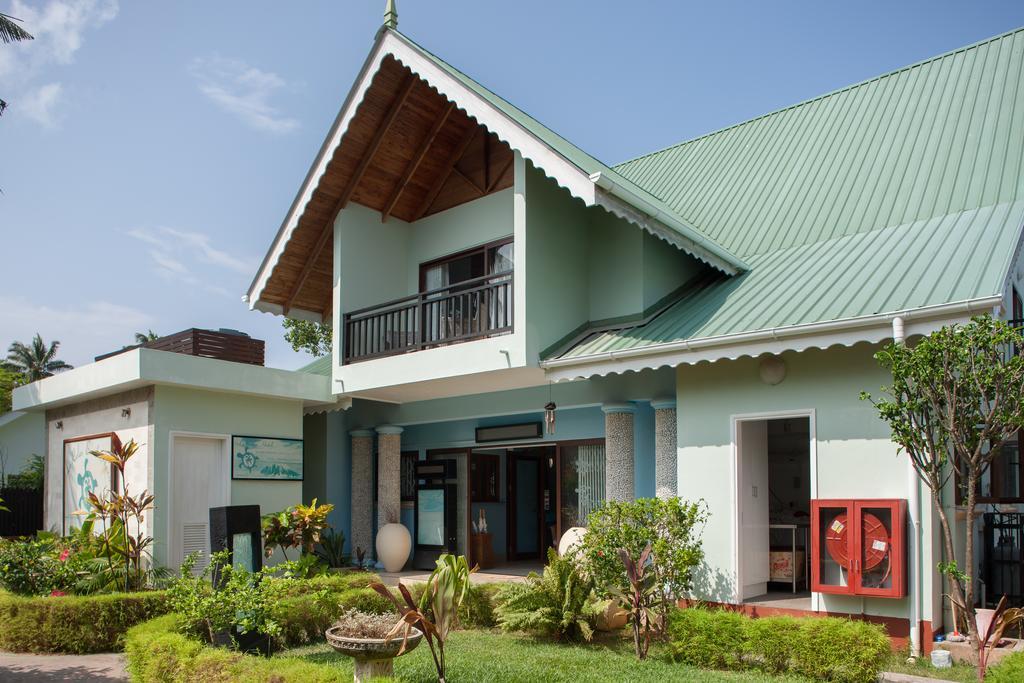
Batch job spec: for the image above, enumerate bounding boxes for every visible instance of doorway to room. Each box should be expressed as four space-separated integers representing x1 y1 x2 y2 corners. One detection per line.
420 440 603 574
736 414 813 608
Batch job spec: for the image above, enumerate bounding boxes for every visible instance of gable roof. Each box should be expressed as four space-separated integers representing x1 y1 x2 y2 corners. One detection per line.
246 28 746 321
548 27 1024 376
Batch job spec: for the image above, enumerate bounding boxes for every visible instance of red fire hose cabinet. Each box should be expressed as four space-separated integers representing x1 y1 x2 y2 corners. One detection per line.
810 499 906 598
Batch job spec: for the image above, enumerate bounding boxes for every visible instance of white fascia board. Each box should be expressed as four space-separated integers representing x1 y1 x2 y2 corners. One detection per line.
250 299 326 323
13 349 338 411
541 296 1003 381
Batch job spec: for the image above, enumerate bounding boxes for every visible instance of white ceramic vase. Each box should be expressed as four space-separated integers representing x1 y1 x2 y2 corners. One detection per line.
376 523 412 572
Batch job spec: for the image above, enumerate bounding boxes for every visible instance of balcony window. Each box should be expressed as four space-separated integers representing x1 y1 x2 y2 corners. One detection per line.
343 239 514 364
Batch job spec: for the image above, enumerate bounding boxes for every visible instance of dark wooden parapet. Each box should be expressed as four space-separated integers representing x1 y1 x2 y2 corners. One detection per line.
343 271 513 364
96 328 265 366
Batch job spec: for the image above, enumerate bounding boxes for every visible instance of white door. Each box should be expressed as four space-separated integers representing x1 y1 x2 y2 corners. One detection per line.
739 421 770 600
171 436 227 572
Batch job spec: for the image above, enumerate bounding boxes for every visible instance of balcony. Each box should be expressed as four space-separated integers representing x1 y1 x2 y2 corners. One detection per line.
343 271 513 364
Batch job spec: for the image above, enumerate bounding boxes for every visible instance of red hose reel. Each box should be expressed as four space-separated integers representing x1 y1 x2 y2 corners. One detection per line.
824 511 890 571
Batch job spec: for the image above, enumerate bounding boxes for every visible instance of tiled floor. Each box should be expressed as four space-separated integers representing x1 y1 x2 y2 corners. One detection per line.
745 590 813 611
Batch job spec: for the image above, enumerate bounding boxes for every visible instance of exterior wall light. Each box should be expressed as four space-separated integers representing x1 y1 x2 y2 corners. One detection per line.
759 355 786 385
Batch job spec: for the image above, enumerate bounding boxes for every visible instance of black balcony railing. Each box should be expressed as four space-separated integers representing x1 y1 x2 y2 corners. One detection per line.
343 271 513 364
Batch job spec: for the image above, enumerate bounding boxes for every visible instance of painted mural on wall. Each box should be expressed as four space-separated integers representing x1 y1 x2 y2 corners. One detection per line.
231 435 303 481
63 434 113 534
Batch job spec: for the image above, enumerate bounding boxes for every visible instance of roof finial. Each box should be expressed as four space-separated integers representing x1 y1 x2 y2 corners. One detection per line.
383 0 398 30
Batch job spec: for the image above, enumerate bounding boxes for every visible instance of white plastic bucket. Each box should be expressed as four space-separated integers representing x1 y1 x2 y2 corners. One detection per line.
930 649 952 669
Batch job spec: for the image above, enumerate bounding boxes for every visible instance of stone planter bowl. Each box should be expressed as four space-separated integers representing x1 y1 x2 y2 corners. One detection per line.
325 625 423 682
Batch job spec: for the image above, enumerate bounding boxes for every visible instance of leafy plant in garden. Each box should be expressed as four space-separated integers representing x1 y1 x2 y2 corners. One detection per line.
495 547 598 641
273 552 327 579
262 498 334 561
86 435 157 592
167 551 281 648
315 527 348 568
372 553 476 683
4 455 44 490
579 497 707 627
609 543 658 660
862 314 1024 676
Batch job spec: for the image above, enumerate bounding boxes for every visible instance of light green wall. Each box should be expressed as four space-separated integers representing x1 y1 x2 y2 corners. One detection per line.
337 202 410 314
151 385 305 566
677 344 935 621
642 231 703 309
524 165 709 359
336 191 514 316
525 165 590 360
0 412 45 480
587 209 642 321
406 189 514 292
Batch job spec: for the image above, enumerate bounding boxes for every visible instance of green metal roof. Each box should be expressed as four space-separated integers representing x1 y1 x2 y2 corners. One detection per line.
298 355 331 377
558 28 1024 360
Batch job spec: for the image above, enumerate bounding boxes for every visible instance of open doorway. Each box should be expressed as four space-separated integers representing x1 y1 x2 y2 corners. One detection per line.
737 415 812 608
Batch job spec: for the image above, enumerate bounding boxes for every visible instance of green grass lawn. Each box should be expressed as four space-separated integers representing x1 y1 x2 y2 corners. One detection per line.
278 629 813 683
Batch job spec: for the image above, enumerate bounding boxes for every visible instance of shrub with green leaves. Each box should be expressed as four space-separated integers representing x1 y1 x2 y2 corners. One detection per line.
580 497 707 622
666 607 745 669
665 607 890 683
990 651 1024 683
790 617 890 683
0 589 169 653
0 534 95 596
495 548 599 642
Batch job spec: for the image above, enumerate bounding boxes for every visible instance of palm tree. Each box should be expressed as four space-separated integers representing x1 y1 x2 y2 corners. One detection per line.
4 335 73 382
0 13 33 118
134 330 160 344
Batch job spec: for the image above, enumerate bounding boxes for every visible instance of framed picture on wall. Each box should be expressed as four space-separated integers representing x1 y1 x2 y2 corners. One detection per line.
63 433 118 535
231 435 304 481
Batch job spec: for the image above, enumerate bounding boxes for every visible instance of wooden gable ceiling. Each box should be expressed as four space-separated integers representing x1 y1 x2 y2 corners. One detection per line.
261 56 515 319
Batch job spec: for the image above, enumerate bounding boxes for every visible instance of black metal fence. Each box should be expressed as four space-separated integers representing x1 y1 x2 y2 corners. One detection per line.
0 488 44 537
983 511 1024 607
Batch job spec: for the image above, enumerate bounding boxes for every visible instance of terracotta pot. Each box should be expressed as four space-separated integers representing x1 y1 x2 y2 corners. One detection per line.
376 522 411 572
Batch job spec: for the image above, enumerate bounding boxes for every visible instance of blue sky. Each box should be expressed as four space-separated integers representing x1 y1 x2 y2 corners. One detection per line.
2 0 1023 370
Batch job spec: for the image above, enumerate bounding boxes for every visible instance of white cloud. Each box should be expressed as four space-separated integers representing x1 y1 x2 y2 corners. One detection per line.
0 295 153 367
126 227 254 298
0 0 118 126
17 82 62 126
189 55 299 133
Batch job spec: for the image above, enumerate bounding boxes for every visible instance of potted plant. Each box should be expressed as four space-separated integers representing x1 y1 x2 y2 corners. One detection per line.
325 609 422 682
375 504 411 573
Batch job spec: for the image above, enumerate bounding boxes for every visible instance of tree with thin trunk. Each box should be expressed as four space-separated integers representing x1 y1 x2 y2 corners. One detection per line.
4 334 73 382
862 315 1024 680
0 12 34 118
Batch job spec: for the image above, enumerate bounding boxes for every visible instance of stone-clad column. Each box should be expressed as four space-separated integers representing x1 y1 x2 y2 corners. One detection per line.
375 426 403 530
350 429 375 559
602 403 635 502
652 398 678 499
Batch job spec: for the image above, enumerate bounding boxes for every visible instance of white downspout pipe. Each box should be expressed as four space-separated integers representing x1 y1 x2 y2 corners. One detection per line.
893 316 923 660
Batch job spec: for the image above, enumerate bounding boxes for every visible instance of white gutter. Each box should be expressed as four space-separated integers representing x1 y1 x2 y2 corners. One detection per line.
589 171 750 274
542 295 1003 370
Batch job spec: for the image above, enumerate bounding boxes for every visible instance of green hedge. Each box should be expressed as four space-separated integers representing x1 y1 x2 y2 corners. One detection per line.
125 614 349 683
667 607 890 683
990 651 1024 683
0 589 170 653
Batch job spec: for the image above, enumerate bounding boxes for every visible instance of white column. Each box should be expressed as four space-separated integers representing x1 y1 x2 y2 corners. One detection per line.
350 429 374 559
375 425 403 529
652 398 678 499
602 403 635 502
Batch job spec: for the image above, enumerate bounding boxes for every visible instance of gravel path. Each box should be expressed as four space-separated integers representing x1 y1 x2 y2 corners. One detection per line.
0 653 128 682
